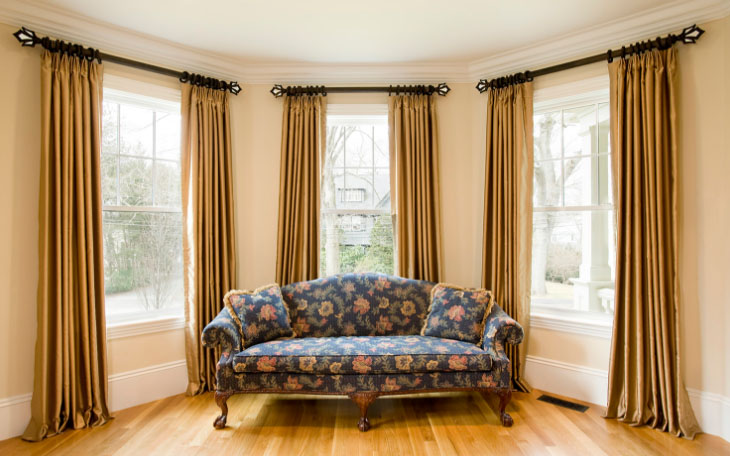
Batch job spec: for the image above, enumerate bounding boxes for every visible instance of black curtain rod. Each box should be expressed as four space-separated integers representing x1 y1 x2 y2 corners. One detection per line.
476 24 705 92
270 83 451 98
12 27 241 95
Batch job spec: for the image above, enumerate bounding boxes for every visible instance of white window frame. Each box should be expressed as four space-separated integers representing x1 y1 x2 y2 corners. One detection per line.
530 76 614 338
102 76 185 338
321 104 395 276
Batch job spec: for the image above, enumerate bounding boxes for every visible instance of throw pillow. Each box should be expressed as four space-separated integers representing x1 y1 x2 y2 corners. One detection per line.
224 284 294 349
421 283 494 345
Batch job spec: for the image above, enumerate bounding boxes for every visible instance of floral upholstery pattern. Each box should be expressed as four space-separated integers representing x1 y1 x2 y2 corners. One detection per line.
224 284 294 349
202 307 241 353
232 335 492 374
216 369 510 394
421 284 493 345
481 303 524 362
281 273 434 338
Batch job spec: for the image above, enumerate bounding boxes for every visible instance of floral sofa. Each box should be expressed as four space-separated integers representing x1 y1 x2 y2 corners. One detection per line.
202 273 524 431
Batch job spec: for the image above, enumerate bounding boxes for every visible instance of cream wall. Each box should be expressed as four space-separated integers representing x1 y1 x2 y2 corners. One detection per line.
0 15 729 414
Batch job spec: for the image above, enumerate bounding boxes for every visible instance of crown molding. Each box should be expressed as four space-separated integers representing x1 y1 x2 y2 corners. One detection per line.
0 0 729 84
469 0 730 79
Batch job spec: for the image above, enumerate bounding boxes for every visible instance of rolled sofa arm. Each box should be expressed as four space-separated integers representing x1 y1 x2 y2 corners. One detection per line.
202 308 242 354
481 303 524 360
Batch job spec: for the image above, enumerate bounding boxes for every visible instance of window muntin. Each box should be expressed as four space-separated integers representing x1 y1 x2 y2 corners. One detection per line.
531 98 615 316
320 112 394 276
101 89 183 324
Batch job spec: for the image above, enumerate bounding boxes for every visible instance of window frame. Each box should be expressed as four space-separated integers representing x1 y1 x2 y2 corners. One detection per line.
320 104 395 277
530 77 614 337
101 77 185 335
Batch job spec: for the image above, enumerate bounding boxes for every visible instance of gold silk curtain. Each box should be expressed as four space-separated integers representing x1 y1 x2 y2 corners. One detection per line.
388 94 443 282
481 83 533 392
24 50 111 441
181 85 237 395
275 95 326 285
605 48 700 438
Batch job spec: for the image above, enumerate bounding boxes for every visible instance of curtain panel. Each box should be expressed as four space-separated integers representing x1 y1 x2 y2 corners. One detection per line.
24 50 111 441
605 48 700 438
481 83 534 392
181 85 237 395
275 95 326 285
388 94 443 282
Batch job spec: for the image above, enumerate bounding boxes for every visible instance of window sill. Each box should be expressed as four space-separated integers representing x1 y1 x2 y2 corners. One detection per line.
530 309 613 339
106 315 185 340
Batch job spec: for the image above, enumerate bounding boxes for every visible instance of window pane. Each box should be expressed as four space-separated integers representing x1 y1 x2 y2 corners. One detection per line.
531 211 582 309
155 111 181 160
563 105 596 158
374 168 391 211
323 168 344 210
598 102 612 205
120 104 153 157
532 209 615 313
563 156 593 206
534 111 561 160
103 211 183 320
373 124 389 167
533 159 562 207
102 102 118 155
154 160 181 208
326 126 347 168
343 169 374 209
321 214 394 276
119 157 153 206
101 154 118 206
346 127 374 168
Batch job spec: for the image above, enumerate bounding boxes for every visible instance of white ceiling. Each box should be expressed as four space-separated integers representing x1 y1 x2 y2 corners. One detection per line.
2 0 729 82
20 0 689 63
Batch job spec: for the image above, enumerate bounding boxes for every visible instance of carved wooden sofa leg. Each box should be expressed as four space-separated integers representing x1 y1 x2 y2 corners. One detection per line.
497 388 514 427
349 392 379 432
213 391 233 429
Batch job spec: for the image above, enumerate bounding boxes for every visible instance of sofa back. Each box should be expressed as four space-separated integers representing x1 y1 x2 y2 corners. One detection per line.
281 273 434 338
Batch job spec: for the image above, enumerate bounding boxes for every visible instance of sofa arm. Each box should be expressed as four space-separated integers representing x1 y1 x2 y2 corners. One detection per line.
202 308 242 354
481 303 524 360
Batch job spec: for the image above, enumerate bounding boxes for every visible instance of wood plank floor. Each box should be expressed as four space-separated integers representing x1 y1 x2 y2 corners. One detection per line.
1 390 728 455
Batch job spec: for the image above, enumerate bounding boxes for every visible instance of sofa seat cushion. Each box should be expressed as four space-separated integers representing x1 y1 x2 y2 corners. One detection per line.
232 335 492 375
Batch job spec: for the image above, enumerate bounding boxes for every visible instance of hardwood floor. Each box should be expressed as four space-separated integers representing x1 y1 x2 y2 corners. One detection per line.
1 390 728 455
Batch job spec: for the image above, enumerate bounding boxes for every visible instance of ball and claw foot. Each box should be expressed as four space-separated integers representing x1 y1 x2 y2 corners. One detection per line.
213 414 227 429
500 412 514 427
358 417 371 432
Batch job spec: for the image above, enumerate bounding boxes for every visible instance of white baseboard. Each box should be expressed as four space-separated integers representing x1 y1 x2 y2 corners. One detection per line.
525 355 609 406
108 359 188 412
0 359 187 442
0 393 32 442
688 388 730 443
525 355 730 443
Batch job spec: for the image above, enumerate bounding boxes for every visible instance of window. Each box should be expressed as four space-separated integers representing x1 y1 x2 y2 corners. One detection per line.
320 107 394 276
101 87 183 325
531 87 615 323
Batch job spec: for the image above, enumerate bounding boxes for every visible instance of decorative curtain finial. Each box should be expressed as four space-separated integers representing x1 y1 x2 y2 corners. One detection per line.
13 27 37 47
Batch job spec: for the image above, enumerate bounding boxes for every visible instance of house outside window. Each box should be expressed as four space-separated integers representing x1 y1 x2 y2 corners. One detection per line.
531 81 615 333
101 85 183 326
321 105 394 276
